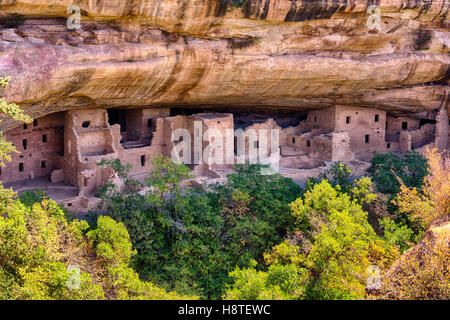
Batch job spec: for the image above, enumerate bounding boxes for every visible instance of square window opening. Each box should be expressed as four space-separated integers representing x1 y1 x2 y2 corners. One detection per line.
402 122 408 130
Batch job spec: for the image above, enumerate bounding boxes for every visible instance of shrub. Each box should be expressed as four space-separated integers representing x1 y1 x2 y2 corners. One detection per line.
226 180 397 300
318 161 353 191
96 161 301 299
367 151 428 195
18 189 46 207
393 148 450 229
379 218 415 253
0 198 192 300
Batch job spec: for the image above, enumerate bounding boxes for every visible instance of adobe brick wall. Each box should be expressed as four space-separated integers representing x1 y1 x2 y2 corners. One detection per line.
334 105 386 160
1 112 65 184
242 118 280 165
399 131 412 153
303 108 336 133
330 132 354 161
435 107 449 153
1 104 447 213
196 113 234 170
386 116 420 138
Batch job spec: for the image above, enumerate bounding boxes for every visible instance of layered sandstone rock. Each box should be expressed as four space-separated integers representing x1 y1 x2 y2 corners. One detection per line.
0 0 449 131
380 221 450 299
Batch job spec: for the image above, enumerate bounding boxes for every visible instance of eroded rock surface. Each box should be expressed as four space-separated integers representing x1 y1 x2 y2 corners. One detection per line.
0 0 449 130
379 221 450 299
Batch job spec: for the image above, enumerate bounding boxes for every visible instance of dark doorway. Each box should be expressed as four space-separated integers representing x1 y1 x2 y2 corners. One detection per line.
107 109 127 132
402 122 408 130
419 119 436 129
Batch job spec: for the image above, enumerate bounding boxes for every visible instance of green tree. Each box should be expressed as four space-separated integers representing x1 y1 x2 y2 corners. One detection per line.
378 218 415 253
96 162 301 299
0 198 193 299
319 161 353 191
224 243 308 300
145 154 193 205
224 261 290 300
225 179 398 300
367 151 428 195
0 77 190 300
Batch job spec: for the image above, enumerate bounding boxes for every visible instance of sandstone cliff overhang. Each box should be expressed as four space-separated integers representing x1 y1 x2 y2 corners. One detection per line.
0 0 449 131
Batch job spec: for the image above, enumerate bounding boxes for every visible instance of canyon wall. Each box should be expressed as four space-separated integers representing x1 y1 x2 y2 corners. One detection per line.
0 0 449 131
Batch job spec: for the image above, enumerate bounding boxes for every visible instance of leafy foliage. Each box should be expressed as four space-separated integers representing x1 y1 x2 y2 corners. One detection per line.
225 180 398 300
318 161 353 191
393 148 450 229
225 0 247 9
96 160 301 299
379 238 449 299
367 151 428 195
0 77 32 167
145 154 193 205
17 189 47 207
0 198 192 300
378 218 415 253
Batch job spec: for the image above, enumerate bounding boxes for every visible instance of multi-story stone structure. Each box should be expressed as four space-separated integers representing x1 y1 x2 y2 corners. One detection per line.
2 105 448 213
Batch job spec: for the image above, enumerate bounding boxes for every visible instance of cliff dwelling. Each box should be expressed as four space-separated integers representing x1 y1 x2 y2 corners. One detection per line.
0 0 448 215
2 104 448 213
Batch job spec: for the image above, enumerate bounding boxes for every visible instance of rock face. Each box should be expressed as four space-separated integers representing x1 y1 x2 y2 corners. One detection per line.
380 221 450 299
0 0 449 131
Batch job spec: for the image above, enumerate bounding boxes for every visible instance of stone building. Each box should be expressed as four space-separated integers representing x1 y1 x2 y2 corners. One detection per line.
1 112 65 184
1 105 448 213
281 105 386 162
1 108 237 211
